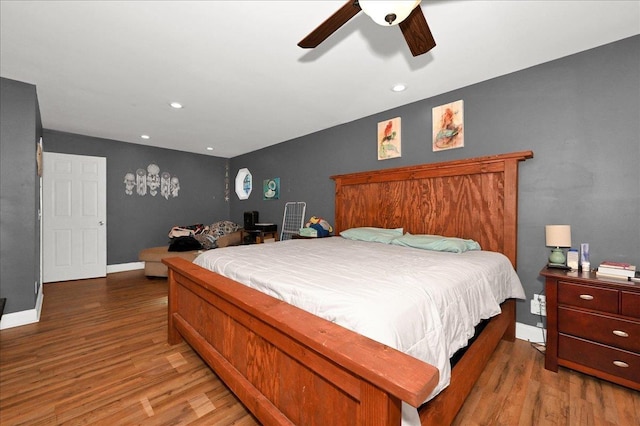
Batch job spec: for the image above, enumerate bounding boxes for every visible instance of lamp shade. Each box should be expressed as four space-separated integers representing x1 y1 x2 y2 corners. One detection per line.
545 225 571 248
359 0 421 26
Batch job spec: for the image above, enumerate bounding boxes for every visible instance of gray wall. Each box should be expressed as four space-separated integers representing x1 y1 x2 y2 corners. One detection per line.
44 130 231 264
0 78 42 313
230 36 640 327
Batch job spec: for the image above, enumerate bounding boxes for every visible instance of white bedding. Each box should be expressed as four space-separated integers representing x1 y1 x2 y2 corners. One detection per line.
194 237 525 425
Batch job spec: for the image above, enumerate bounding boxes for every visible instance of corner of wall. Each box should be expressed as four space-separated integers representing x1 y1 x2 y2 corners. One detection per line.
0 285 43 330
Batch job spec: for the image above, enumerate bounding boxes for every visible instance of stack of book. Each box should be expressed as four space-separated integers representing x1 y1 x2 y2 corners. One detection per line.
596 261 636 280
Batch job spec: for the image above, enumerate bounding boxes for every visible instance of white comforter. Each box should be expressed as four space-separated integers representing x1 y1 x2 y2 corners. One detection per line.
194 237 525 425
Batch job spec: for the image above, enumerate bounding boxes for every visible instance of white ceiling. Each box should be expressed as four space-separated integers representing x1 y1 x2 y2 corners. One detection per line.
1 1 638 158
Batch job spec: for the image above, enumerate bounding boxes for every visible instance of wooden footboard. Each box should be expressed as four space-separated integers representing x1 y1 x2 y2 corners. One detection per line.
165 257 440 426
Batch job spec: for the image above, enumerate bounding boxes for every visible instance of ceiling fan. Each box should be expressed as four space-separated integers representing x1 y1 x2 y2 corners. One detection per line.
298 0 436 57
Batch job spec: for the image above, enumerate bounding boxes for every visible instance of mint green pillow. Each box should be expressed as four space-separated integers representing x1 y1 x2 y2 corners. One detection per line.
340 227 403 244
391 233 481 253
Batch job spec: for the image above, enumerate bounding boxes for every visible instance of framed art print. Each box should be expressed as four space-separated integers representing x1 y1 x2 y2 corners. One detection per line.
433 100 464 152
377 117 401 160
235 168 252 200
263 178 280 200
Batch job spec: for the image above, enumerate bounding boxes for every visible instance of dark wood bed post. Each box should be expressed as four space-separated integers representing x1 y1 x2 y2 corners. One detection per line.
499 157 521 342
503 159 518 266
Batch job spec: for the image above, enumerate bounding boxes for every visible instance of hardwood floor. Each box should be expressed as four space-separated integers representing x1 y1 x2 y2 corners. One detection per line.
1 270 638 425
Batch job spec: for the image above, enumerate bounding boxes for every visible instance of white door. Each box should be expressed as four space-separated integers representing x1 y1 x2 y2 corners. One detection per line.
43 152 106 282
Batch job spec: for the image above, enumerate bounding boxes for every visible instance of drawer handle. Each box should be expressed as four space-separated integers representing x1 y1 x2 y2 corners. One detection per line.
579 294 594 300
612 330 629 338
613 360 629 368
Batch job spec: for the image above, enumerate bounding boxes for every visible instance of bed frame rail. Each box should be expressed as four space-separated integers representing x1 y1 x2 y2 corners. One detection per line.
165 257 440 425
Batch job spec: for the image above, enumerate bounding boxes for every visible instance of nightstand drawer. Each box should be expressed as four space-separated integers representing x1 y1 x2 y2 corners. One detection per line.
621 291 640 319
558 281 618 313
558 307 640 353
559 334 640 384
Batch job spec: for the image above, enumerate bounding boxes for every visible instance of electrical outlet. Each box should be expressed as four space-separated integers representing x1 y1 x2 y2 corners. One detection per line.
530 294 547 316
530 299 540 315
537 294 547 316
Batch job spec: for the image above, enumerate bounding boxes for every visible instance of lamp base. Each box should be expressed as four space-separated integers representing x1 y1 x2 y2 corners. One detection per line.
547 262 571 270
548 247 566 265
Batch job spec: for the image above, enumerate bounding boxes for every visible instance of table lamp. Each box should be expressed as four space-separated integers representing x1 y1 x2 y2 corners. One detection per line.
545 225 572 266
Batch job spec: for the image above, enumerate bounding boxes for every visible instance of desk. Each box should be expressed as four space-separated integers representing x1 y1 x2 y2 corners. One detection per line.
241 229 279 244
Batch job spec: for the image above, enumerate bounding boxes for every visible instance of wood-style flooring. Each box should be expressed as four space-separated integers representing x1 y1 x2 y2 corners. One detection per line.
1 270 638 425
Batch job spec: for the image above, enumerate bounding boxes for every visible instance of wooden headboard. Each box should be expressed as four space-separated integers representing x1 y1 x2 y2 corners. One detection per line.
331 151 533 268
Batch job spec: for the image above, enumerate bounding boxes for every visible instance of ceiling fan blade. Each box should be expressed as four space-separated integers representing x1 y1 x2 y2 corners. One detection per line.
298 1 362 48
399 6 436 56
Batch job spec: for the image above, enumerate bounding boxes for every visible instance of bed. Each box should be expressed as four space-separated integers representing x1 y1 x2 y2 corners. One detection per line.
164 151 533 425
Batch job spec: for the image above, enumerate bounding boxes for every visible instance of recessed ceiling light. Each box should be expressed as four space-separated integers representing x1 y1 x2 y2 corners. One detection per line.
392 84 407 92
141 134 150 140
206 147 214 151
170 102 183 109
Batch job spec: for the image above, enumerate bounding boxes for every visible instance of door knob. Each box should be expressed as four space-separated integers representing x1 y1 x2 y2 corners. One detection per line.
99 221 105 225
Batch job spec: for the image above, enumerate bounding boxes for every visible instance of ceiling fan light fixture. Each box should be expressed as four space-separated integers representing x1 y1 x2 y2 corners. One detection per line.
359 0 421 26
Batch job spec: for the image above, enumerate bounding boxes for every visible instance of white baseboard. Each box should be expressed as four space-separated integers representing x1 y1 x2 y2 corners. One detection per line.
0 286 44 330
107 262 144 274
515 321 547 344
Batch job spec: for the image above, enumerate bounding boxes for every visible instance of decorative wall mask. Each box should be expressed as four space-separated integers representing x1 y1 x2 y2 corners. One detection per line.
136 168 147 196
124 172 135 195
170 176 180 197
161 172 171 199
125 164 180 198
147 163 161 196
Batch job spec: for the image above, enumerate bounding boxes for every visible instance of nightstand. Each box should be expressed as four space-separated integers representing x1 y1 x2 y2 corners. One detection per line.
541 267 640 390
